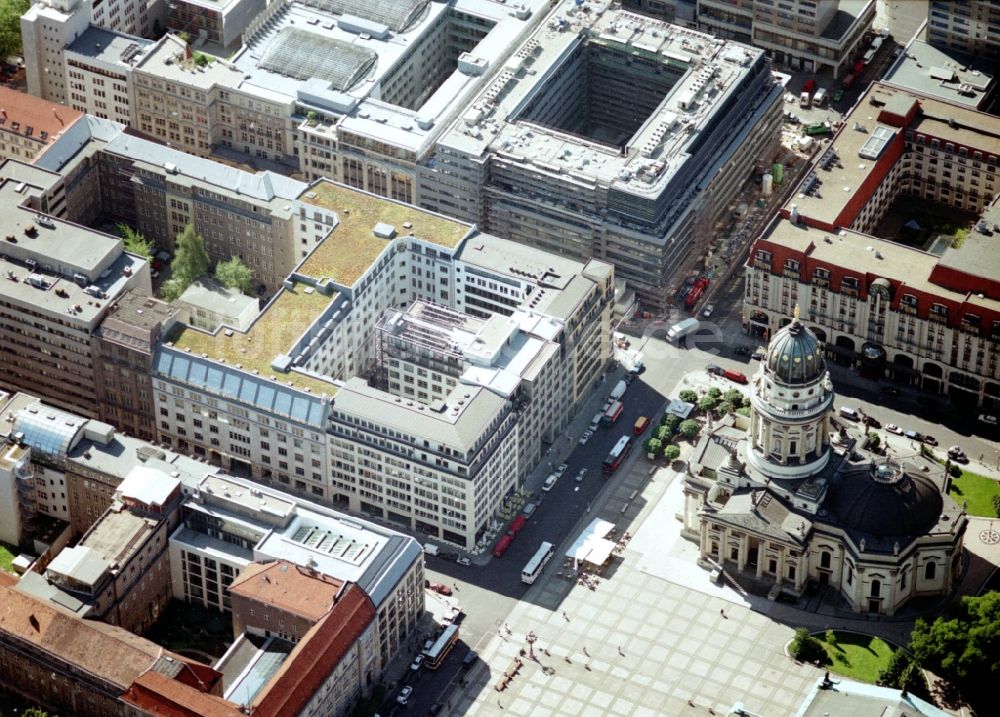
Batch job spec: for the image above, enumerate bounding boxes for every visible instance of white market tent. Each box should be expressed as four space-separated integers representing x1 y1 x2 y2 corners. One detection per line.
565 518 617 569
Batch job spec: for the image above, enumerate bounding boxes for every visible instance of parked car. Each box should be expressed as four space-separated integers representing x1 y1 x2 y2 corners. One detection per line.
410 654 425 671
702 303 715 318
706 363 724 376
554 462 568 478
456 556 471 566
396 686 413 705
575 468 588 483
426 581 452 596
885 424 903 435
903 430 923 441
832 88 844 102
922 435 938 446
979 414 999 426
861 415 881 429
578 429 593 445
947 446 969 463
879 386 900 397
839 407 861 421
462 650 479 668
542 474 558 492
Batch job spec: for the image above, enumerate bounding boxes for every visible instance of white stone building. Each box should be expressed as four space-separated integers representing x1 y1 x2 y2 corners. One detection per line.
684 313 966 615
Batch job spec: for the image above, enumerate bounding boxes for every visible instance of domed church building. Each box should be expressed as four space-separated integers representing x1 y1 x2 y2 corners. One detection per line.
683 310 966 615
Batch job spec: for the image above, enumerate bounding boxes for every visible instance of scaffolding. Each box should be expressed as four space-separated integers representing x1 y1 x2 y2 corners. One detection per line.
259 28 377 90
299 0 429 32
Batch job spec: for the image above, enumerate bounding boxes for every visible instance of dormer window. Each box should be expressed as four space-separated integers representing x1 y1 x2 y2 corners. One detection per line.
901 294 917 307
931 303 948 316
785 259 799 271
814 267 830 279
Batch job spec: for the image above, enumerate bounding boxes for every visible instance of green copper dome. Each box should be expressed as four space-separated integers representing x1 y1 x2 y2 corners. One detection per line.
765 316 826 385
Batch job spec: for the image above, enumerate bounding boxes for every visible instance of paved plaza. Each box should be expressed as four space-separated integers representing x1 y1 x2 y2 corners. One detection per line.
456 459 820 717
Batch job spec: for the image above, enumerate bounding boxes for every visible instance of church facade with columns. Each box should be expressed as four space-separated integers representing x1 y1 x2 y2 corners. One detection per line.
683 312 966 616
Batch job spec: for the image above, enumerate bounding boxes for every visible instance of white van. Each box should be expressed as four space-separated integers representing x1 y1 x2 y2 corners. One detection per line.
542 474 558 492
839 407 860 421
813 87 827 106
423 543 440 556
590 412 602 430
522 502 538 517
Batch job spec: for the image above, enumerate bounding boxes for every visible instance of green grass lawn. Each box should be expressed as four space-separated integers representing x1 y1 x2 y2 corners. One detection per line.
815 631 896 683
948 469 1000 517
0 542 16 573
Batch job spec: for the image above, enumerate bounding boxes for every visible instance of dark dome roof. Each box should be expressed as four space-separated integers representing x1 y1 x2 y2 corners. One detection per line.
766 317 825 384
827 461 943 537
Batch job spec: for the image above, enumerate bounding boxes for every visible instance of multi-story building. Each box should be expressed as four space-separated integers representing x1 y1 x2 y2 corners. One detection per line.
33 467 182 633
688 0 876 75
0 87 83 163
64 26 151 125
744 81 1000 408
152 178 612 548
167 0 265 52
95 291 183 442
169 472 423 672
685 314 966 615
883 35 995 110
98 132 328 288
927 0 1000 56
422 5 783 309
21 0 159 104
0 160 152 416
178 277 259 332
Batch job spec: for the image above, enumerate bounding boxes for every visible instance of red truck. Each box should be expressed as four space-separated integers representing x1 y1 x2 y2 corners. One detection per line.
494 534 513 558
508 515 527 537
802 78 816 94
723 369 749 384
684 277 709 310
842 73 856 89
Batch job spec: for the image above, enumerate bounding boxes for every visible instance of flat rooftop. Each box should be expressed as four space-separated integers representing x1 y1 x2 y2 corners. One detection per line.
759 218 1000 312
883 39 994 109
818 0 873 41
198 474 297 520
80 508 159 567
298 180 473 285
441 3 768 195
788 82 1000 228
65 25 153 70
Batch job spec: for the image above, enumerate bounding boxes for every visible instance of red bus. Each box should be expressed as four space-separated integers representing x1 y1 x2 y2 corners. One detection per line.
601 400 624 426
508 515 527 537
684 277 709 310
494 534 513 558
602 436 634 476
633 416 650 435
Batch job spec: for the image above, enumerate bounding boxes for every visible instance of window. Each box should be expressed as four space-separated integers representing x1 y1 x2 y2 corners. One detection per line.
870 579 881 597
924 561 936 580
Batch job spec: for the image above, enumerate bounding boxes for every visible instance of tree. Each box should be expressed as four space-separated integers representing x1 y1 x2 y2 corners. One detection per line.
698 395 719 413
117 223 154 259
660 414 681 434
723 389 745 407
707 387 722 399
663 444 680 462
993 494 1000 518
679 420 701 440
878 650 929 700
655 425 673 442
736 406 751 417
714 400 734 417
215 255 255 295
24 709 53 717
789 627 827 664
643 438 662 458
170 224 210 287
909 591 1000 709
678 389 698 404
867 433 881 451
0 0 29 60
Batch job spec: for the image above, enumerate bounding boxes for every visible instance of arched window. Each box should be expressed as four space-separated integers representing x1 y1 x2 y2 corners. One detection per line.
925 561 936 580
871 579 881 597
820 551 831 569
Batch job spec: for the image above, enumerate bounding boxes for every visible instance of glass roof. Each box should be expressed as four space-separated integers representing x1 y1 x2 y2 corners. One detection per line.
13 407 85 461
299 0 429 31
259 28 377 91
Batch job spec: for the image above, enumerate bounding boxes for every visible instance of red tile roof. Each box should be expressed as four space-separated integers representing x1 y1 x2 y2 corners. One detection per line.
123 670 244 717
250 584 375 717
228 560 344 622
0 571 17 587
0 87 82 151
0 584 162 689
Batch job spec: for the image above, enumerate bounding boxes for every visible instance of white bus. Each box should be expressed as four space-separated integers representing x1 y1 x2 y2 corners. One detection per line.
521 541 555 584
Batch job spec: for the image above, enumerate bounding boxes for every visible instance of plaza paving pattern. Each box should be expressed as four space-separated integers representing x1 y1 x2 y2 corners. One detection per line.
456 460 819 716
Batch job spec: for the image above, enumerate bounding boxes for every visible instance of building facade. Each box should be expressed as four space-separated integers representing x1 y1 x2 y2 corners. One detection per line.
743 82 1000 408
685 315 966 615
0 88 83 164
927 1 1000 56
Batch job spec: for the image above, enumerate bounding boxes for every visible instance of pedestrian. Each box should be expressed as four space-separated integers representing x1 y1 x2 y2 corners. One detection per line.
617 645 624 656
583 646 589 656
720 608 727 619
562 610 569 621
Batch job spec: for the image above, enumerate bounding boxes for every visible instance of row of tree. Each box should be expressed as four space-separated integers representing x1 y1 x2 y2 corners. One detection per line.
119 224 255 300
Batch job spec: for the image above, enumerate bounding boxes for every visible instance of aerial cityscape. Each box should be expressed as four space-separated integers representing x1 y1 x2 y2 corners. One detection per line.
0 0 998 716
